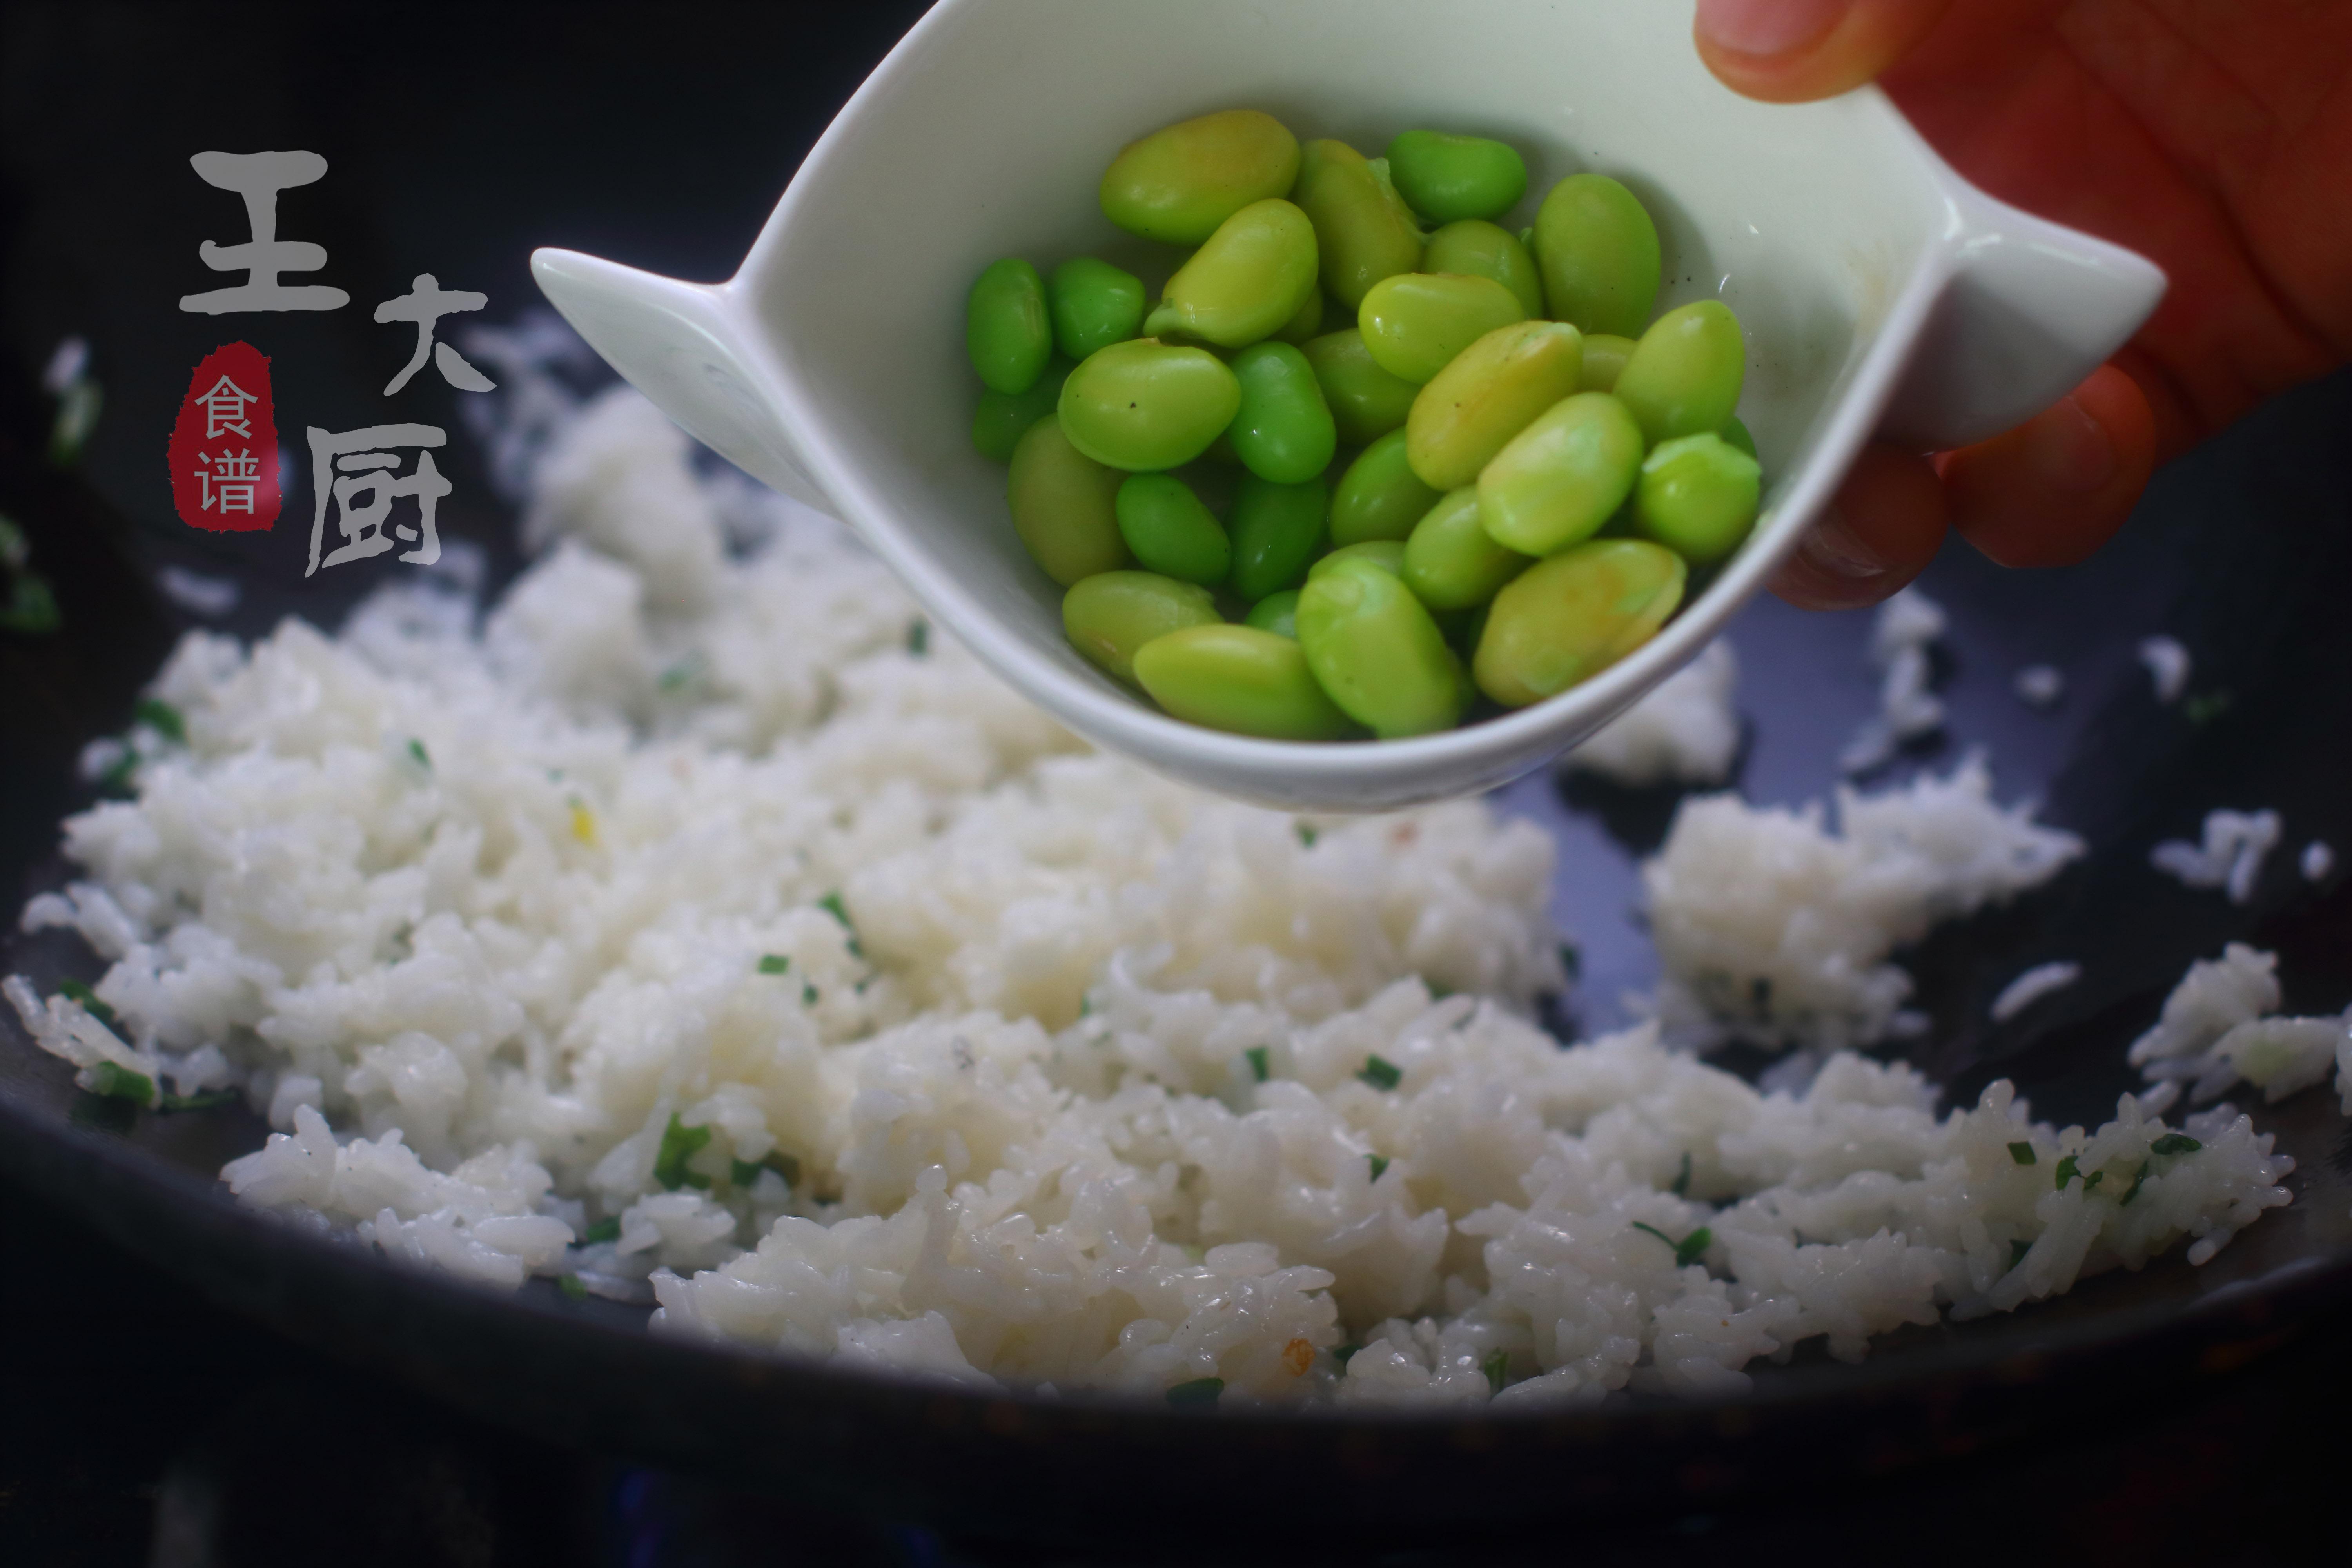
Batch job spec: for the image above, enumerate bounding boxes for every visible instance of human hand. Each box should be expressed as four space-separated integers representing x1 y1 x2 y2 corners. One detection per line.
1693 0 2352 609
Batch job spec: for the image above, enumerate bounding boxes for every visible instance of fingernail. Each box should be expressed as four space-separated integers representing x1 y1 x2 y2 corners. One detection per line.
1695 0 1846 56
2027 394 2117 494
1795 505 1887 581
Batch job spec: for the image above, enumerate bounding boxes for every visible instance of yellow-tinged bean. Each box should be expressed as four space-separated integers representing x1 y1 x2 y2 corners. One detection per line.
1063 572 1222 683
1405 319 1583 491
1292 140 1423 310
1296 558 1463 739
1421 220 1543 318
1477 392 1646 557
1473 539 1685 707
1302 328 1419 445
1330 429 1442 546
1144 199 1319 349
1576 334 1636 394
1008 418 1129 585
1132 624 1355 739
1533 174 1660 338
1357 272 1528 385
1059 339 1241 471
1227 472 1328 601
1403 486 1532 610
971 358 1072 461
967 258 1052 394
1307 539 1405 579
1226 341 1337 484
1614 301 1746 444
1100 109 1301 245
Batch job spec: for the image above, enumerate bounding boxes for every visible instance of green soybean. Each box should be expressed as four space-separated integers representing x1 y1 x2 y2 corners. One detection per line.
1577 334 1637 394
1116 474 1231 585
1100 109 1302 245
1301 328 1420 445
967 258 1052 394
1421 220 1543 318
1720 415 1758 460
1063 572 1222 683
1331 429 1443 546
1226 472 1328 600
1008 418 1129 585
1144 199 1320 348
1532 174 1660 338
1296 558 1464 739
1477 392 1646 557
971 358 1072 461
1292 140 1424 310
1227 341 1337 484
1384 131 1528 225
1132 624 1355 739
1307 539 1406 579
1245 588 1301 638
1402 487 1532 611
1633 433 1761 566
1272 287 1326 345
1059 339 1241 471
1614 301 1746 445
1357 272 1528 385
1474 539 1686 708
1049 258 1147 361
1405 319 1584 491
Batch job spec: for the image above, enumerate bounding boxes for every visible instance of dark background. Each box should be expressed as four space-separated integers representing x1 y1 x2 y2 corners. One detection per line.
2 4 2349 1563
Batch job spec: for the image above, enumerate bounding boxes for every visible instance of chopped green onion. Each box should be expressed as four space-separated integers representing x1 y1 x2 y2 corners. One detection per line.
1671 1151 1692 1198
158 1088 238 1112
818 892 863 958
657 654 705 692
1332 1343 1362 1367
582 1217 621 1245
906 619 929 656
2082 1169 2105 1193
408 739 430 769
757 953 791 975
1355 1054 1402 1091
1078 996 1093 1017
2183 691 2232 726
2120 1161 2151 1207
653 1113 713 1191
1244 1046 1269 1083
2149 1133 2202 1156
1631 1220 1674 1247
2007 1141 2036 1165
1165 1377 1223 1407
802 983 819 1006
2053 1154 2080 1190
56 978 117 1028
133 698 186 745
1557 943 1581 982
88 1060 153 1103
96 748 138 797
731 1159 764 1187
1367 1153 1390 1181
0 571 61 635
731 1151 799 1191
2009 1238 2031 1269
1675 1227 1712 1268
1295 822 1317 848
1481 1348 1508 1394
558 1274 589 1301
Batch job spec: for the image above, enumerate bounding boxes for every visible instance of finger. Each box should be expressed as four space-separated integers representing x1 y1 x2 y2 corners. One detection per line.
1940 365 2159 568
1769 442 1949 611
1694 0 1953 103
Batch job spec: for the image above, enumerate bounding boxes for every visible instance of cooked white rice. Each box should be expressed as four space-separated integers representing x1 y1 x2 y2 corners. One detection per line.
1561 639 1740 788
2151 808 2281 904
1991 961 2082 1023
2138 635 2191 704
1 385 2299 1405
2012 665 2063 709
1840 588 1947 775
2127 943 2352 1112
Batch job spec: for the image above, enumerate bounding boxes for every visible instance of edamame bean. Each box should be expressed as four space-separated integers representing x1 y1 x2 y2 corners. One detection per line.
1063 572 1222 683
1059 339 1242 471
971 357 1072 461
1307 539 1406 579
1301 328 1419 445
1384 131 1528 225
1296 558 1464 738
1132 624 1355 739
1405 319 1584 490
1633 433 1761 566
1357 272 1528 385
1100 109 1301 245
1402 486 1532 610
1473 539 1686 707
1292 140 1424 310
1008 418 1129 585
967 258 1051 394
1227 341 1337 484
1720 415 1757 460
1116 474 1231 585
1421 220 1543 318
1576 333 1636 394
1532 174 1660 338
1272 287 1326 345
1144 199 1319 348
1330 429 1443 546
1245 588 1301 638
1226 472 1328 601
1614 301 1746 445
1477 391 1646 557
1049 258 1147 361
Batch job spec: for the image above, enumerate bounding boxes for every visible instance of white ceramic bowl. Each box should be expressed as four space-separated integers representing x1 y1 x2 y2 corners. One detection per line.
532 0 2162 811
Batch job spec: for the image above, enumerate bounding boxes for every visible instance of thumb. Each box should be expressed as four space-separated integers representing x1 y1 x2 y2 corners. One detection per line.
1694 0 1952 103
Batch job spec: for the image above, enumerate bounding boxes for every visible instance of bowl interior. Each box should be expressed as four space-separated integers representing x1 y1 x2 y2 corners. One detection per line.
745 0 1954 795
